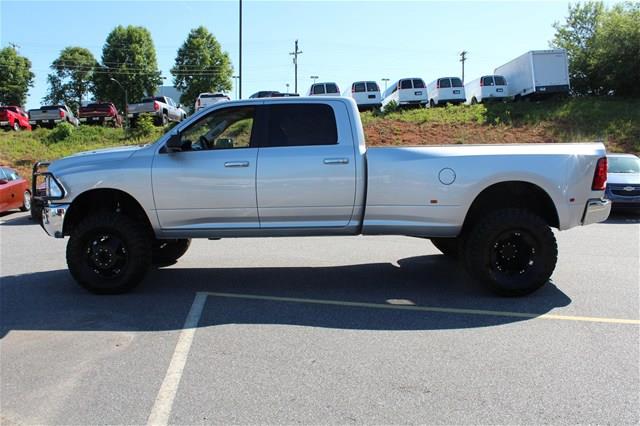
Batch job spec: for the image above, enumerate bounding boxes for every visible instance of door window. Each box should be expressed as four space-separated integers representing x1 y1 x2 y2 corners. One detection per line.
174 106 255 151
400 79 413 89
482 76 495 86
353 82 366 93
266 104 337 147
438 78 451 88
312 84 325 95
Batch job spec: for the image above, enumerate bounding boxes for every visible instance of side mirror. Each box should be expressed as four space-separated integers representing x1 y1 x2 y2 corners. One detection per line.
165 131 183 152
0 179 8 185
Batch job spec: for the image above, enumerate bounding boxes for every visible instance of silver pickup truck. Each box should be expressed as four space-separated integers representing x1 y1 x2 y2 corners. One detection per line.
127 96 186 126
34 97 611 296
28 105 80 128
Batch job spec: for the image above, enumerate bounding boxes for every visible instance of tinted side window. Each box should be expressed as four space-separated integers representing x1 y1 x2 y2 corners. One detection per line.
482 76 495 86
266 104 337 147
438 78 451 88
400 80 413 89
494 76 506 86
366 82 379 92
451 78 463 87
312 85 325 95
413 79 425 88
325 83 339 93
353 82 366 93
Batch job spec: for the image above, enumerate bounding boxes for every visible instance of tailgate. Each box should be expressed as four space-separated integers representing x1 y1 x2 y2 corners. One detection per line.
127 103 152 114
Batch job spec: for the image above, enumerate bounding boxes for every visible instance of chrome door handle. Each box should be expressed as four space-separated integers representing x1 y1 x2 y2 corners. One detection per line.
323 158 349 165
224 161 250 168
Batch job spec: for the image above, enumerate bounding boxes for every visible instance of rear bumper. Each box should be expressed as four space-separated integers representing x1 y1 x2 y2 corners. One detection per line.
79 116 114 123
437 98 465 105
42 203 69 238
581 198 612 225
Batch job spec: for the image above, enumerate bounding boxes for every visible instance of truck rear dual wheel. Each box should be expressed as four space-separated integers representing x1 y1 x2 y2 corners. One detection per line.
464 208 558 296
66 213 152 294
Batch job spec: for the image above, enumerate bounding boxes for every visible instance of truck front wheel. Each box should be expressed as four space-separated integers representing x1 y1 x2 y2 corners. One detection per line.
66 213 152 294
152 238 191 266
464 208 557 296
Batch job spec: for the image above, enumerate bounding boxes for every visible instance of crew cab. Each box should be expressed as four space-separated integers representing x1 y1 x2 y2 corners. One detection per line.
28 105 79 128
33 97 611 296
0 106 31 131
79 102 122 127
127 96 186 126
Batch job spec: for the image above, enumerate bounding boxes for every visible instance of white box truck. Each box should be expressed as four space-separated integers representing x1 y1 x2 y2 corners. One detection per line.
494 50 570 100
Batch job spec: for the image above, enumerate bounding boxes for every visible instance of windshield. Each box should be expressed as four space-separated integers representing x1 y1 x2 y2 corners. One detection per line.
608 156 640 173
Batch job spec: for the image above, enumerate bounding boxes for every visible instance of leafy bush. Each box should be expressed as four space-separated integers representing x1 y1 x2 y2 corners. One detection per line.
127 114 157 140
47 121 75 142
382 100 399 114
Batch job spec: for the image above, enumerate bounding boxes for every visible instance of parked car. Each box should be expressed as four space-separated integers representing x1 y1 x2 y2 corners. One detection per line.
0 166 30 214
494 49 570 100
28 105 79 128
465 75 509 104
78 102 122 127
127 96 186 126
381 78 428 110
308 82 340 96
343 81 382 110
0 106 31 131
33 98 610 297
605 154 640 212
195 93 230 112
427 77 466 107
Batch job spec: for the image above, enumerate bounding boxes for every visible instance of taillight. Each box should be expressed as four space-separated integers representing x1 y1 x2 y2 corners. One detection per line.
197 99 200 107
59 109 64 118
436 81 440 88
592 157 607 190
480 79 484 87
153 101 159 111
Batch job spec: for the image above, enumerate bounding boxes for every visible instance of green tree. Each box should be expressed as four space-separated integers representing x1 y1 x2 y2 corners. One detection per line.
171 26 233 110
93 25 162 114
551 1 604 95
592 3 640 97
44 47 98 112
0 47 35 106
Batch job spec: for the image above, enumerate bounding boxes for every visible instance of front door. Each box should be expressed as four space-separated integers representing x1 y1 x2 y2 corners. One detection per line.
152 105 259 230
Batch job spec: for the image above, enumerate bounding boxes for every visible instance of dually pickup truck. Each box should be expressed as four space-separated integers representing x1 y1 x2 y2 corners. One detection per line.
127 96 186 126
33 97 611 296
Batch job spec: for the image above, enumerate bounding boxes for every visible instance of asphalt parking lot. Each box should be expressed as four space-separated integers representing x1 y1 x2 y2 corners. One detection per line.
1 210 639 425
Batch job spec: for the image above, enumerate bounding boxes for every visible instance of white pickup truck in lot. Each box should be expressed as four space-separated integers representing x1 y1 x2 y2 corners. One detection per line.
33 97 611 296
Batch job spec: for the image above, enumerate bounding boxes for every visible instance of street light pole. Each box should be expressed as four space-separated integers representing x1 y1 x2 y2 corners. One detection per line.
381 78 390 91
310 75 319 84
232 75 240 99
285 83 290 93
289 40 302 94
110 77 128 129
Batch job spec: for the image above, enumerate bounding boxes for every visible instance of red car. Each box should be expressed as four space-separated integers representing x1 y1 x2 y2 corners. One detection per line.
79 102 122 127
0 166 31 213
0 106 32 131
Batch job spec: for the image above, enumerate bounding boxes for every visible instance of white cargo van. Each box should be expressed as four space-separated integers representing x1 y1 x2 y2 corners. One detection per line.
465 75 509 104
308 82 340 97
427 77 466 107
381 78 428 110
494 50 570 100
343 81 382 109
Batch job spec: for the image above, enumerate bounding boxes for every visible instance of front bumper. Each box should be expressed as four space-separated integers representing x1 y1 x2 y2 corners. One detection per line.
581 198 612 225
42 203 69 238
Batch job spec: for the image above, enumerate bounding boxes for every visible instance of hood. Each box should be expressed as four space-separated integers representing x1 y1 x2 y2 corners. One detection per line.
48 145 146 175
607 172 640 185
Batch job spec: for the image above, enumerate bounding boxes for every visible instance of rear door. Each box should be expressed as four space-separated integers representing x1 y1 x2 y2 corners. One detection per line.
256 102 356 228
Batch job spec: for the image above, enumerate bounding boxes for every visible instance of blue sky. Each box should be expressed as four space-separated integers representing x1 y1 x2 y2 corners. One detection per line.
2 0 581 108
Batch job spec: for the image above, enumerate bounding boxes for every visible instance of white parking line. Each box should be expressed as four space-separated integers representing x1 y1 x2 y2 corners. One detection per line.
147 292 208 426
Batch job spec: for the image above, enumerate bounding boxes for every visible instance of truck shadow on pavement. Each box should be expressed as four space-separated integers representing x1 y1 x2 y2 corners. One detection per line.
0 255 572 338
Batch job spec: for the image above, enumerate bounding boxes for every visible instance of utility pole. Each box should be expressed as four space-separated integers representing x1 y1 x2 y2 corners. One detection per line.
381 78 390 91
459 50 468 83
8 42 20 51
289 40 303 94
238 0 243 99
